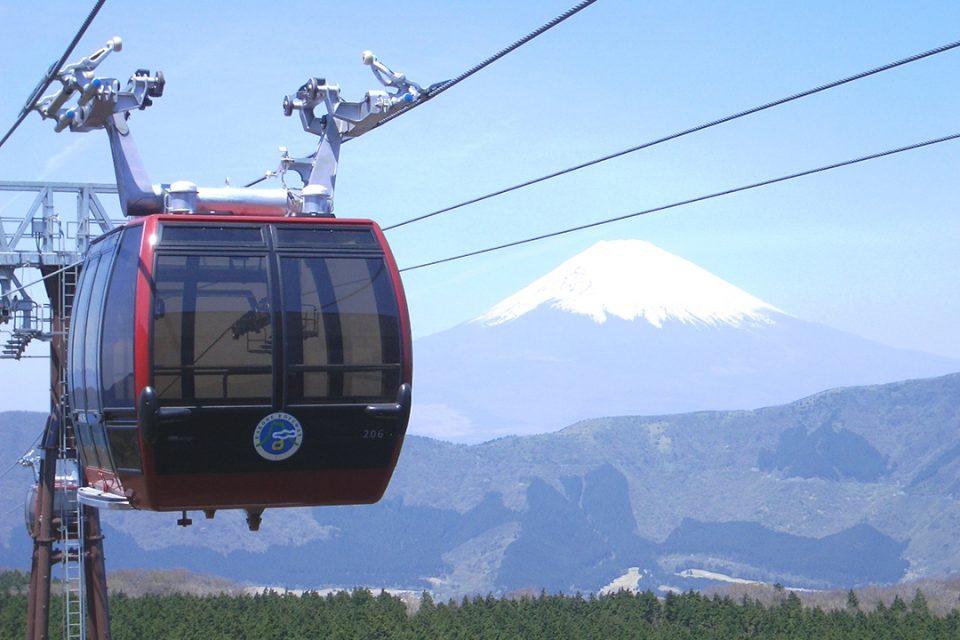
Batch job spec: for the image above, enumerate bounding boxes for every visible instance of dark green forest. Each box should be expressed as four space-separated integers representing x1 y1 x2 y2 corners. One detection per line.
2 572 958 640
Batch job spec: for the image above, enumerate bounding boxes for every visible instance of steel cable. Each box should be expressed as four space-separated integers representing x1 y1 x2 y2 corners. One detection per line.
385 39 960 231
372 0 601 130
399 132 960 272
242 1 600 188
0 0 108 151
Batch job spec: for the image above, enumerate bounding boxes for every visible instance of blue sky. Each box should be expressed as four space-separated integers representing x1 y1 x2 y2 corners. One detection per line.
1 0 958 411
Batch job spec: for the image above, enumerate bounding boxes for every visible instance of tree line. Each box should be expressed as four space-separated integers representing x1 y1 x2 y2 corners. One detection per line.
1 573 958 639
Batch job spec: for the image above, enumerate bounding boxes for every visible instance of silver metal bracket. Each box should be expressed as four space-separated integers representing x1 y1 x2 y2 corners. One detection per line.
33 37 165 133
279 51 427 214
18 450 40 481
77 486 132 510
27 40 428 219
282 51 422 141
30 37 166 215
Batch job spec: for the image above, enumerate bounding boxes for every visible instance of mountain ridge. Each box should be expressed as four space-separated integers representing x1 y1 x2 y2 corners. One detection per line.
2 373 960 597
414 307 960 442
475 239 784 328
413 240 959 442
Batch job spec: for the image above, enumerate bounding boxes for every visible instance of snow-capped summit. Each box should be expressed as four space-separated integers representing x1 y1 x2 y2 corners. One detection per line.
415 239 960 443
476 240 784 328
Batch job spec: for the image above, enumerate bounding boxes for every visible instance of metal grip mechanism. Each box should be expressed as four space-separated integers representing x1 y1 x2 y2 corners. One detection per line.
24 40 429 219
32 37 165 133
283 51 423 142
363 51 423 95
277 52 426 214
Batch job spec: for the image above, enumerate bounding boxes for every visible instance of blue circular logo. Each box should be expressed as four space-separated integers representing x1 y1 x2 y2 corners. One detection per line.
253 412 303 461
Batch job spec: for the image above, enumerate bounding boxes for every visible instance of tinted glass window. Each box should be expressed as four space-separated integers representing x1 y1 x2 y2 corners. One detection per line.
69 256 100 468
106 425 141 471
101 226 143 408
83 235 117 413
276 226 377 248
73 415 101 471
153 254 272 403
281 256 401 402
161 225 264 246
69 259 97 414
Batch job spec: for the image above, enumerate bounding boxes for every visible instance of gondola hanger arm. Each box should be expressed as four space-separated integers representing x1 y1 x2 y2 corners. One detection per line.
282 51 423 141
28 40 428 218
278 52 428 214
32 37 165 134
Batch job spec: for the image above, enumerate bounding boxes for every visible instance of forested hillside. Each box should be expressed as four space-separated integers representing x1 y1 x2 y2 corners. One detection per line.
2 573 958 640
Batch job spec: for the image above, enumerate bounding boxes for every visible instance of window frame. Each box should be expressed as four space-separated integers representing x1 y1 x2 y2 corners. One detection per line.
100 225 144 411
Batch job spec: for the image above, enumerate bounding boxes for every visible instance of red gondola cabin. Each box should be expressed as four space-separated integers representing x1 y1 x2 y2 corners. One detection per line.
67 214 412 512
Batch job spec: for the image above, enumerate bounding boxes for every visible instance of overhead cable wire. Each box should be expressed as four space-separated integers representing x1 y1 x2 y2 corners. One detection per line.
242 0 599 189
385 38 960 231
1 260 84 301
0 0 108 152
0 433 42 481
1 503 26 519
399 132 960 272
372 0 601 131
0 461 25 482
244 0 599 189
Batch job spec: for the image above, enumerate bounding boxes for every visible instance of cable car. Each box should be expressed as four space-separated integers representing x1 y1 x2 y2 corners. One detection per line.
67 214 411 515
33 40 424 526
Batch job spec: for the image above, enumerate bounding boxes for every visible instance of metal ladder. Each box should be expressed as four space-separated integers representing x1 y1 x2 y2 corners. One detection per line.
60 265 78 327
60 503 85 640
57 264 86 640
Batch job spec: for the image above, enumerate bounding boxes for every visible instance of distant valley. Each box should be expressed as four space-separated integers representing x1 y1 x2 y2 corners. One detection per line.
3 373 960 598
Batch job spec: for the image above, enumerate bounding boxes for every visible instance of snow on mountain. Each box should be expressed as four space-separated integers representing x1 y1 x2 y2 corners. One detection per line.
412 239 960 442
475 240 784 328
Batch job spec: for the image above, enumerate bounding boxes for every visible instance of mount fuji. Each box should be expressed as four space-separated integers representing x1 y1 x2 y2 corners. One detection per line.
412 240 960 442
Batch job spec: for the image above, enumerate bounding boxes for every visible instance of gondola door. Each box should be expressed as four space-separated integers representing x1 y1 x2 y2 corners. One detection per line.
275 246 410 501
144 244 278 509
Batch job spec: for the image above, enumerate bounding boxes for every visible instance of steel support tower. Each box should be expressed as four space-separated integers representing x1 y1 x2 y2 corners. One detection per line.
2 181 120 640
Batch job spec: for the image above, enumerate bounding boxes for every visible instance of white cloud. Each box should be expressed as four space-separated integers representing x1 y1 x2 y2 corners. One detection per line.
38 135 96 180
